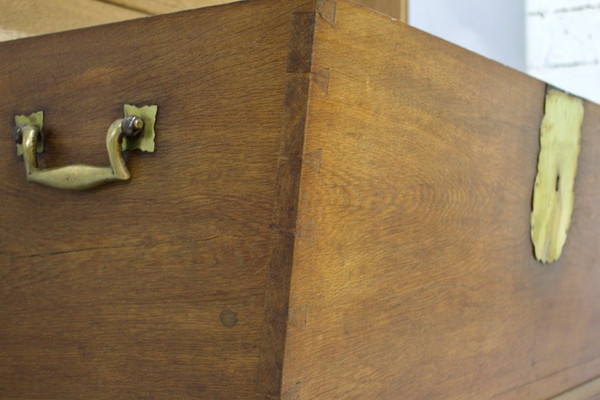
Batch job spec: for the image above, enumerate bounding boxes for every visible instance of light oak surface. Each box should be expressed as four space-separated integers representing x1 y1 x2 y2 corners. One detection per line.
0 0 406 41
103 0 406 20
102 0 240 14
0 0 147 41
553 375 600 399
356 0 407 21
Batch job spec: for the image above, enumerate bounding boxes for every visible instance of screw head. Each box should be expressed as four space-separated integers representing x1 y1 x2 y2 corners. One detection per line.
121 116 144 138
12 125 24 144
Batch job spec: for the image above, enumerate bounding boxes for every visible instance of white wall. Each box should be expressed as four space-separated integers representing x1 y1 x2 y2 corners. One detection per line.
408 0 600 104
526 0 600 103
409 0 526 72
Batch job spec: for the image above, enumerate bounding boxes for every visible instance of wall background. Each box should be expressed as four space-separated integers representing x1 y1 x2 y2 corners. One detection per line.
409 0 526 72
526 0 600 102
409 0 600 103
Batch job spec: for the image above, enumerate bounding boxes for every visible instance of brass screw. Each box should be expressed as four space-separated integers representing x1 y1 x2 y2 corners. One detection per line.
12 124 24 144
121 116 144 138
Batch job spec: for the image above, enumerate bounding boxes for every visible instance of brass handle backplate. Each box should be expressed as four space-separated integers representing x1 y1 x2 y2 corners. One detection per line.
12 105 157 190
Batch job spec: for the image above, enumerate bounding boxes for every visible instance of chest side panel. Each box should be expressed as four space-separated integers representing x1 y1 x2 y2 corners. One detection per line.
282 1 600 398
0 1 313 398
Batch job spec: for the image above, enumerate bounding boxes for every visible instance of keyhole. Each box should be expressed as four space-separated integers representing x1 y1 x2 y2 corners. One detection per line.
556 174 560 191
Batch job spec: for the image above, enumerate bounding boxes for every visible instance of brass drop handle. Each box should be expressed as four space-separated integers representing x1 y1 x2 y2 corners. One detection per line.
12 105 157 190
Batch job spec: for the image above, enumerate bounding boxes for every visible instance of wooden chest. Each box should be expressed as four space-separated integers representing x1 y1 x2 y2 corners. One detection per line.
1 1 600 398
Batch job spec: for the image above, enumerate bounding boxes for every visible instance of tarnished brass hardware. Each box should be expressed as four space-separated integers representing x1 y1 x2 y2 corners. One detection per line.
14 111 43 155
13 105 158 190
122 104 158 152
530 88 583 263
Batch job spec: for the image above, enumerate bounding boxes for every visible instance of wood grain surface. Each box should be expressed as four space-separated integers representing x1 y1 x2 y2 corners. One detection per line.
0 0 406 42
102 0 241 14
105 0 407 21
0 0 147 41
0 0 314 398
553 374 600 399
352 0 407 21
281 1 600 399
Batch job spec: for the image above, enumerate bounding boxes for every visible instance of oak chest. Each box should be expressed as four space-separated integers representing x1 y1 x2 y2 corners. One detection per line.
1 1 600 398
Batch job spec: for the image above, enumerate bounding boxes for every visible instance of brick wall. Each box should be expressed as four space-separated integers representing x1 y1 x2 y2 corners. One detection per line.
527 0 600 102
